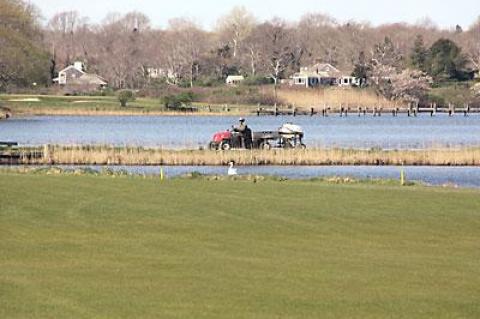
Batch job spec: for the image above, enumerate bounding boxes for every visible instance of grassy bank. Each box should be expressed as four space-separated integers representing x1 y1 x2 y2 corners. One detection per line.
1 87 403 116
0 94 258 116
9 145 480 166
1 173 479 318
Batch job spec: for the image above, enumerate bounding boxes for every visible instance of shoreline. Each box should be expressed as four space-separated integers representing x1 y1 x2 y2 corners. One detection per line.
10 109 251 117
7 107 480 117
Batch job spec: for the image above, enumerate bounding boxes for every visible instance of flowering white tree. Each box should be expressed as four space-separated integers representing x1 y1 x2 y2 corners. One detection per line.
390 69 432 103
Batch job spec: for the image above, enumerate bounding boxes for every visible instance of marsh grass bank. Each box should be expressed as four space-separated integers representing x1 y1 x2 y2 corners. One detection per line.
6 145 480 166
1 173 479 318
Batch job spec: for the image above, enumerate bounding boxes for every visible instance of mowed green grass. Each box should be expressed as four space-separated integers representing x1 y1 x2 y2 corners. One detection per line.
0 94 163 112
1 174 479 318
0 94 257 114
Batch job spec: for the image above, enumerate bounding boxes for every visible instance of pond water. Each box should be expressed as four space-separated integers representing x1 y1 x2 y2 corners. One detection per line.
1 114 480 149
13 165 480 189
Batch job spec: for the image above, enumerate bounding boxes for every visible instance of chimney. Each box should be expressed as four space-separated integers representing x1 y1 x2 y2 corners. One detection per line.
74 61 85 72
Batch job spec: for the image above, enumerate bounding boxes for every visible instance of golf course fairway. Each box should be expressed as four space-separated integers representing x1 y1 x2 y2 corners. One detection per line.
1 173 479 318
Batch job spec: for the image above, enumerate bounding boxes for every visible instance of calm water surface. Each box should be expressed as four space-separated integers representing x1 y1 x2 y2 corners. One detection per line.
1 114 480 149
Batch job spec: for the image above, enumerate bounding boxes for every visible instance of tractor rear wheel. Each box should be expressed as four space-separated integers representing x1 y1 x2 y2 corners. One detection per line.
221 142 232 151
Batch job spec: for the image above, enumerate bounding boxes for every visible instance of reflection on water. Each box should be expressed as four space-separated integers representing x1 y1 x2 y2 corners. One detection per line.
1 114 480 149
13 165 480 189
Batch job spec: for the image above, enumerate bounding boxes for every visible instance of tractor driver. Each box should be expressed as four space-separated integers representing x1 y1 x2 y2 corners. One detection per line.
233 118 252 148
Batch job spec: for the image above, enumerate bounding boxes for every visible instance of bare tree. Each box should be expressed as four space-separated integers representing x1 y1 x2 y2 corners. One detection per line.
166 18 209 87
464 18 480 69
243 26 265 76
47 11 89 67
216 6 256 59
257 19 297 106
95 12 150 88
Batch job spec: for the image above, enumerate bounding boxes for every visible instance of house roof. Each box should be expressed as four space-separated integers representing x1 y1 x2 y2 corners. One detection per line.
59 65 86 74
70 73 108 85
293 71 335 78
226 75 245 80
301 63 342 76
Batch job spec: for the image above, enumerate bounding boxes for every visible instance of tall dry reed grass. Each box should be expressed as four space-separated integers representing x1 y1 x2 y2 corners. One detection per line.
277 87 403 109
20 145 480 166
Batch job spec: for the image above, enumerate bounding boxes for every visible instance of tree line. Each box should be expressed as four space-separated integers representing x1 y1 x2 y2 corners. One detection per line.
1 0 479 97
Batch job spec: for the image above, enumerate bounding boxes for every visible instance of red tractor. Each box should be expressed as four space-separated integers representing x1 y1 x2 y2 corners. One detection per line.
209 123 306 150
210 130 237 150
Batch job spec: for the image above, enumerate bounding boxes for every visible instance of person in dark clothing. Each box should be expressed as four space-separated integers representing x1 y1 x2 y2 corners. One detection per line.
233 118 251 148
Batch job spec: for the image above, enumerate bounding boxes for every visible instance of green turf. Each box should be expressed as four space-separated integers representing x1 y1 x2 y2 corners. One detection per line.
1 173 479 318
0 94 165 112
0 94 258 114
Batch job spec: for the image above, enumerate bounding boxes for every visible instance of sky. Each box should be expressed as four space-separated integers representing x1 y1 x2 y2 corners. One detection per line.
30 0 479 29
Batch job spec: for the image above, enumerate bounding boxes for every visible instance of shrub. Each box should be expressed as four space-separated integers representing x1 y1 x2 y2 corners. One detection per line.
117 90 136 107
243 76 274 86
162 91 197 109
193 77 223 87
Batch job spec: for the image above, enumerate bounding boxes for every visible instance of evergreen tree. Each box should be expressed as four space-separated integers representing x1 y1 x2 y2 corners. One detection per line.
426 38 468 81
410 35 428 71
352 51 369 85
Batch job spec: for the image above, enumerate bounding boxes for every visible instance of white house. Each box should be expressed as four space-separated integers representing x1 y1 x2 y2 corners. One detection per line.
226 75 245 85
53 61 107 89
145 67 178 80
292 63 360 88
